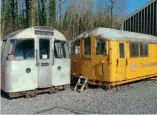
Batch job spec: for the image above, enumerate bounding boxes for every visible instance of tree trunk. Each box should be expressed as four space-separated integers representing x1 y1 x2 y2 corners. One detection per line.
41 0 47 26
59 0 62 28
25 0 35 27
110 0 114 28
1 0 5 37
49 0 56 27
10 0 15 30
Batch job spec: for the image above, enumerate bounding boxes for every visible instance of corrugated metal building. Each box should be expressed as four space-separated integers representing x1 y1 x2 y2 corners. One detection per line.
121 0 157 36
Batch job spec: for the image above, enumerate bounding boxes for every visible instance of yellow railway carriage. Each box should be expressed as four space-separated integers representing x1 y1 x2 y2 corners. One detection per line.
71 27 157 88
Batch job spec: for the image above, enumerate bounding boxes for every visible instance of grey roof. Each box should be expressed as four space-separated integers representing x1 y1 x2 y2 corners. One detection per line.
2 30 23 40
74 27 157 43
2 26 67 41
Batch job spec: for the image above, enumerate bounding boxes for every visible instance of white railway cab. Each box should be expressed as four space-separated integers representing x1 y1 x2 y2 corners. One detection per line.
1 26 70 96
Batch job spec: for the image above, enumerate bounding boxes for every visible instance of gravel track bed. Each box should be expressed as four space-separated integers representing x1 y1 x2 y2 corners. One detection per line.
1 79 157 114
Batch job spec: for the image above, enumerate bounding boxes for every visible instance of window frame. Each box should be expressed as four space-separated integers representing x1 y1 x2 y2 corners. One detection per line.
130 42 140 58
10 38 35 60
139 43 148 57
54 40 69 59
84 37 91 56
130 42 149 58
96 38 107 56
39 38 50 60
119 43 125 58
72 39 80 55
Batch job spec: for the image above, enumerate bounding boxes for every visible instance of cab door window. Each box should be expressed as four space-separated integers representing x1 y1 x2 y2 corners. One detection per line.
39 39 50 59
96 38 106 55
119 43 125 58
84 37 91 55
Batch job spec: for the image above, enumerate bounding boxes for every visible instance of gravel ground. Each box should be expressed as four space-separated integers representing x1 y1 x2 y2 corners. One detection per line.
1 78 157 114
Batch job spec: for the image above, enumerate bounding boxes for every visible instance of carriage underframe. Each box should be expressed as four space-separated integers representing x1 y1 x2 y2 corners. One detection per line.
72 73 157 90
2 84 70 99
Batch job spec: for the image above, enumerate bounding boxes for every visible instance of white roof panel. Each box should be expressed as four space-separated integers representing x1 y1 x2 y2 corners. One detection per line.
2 26 67 41
74 27 157 43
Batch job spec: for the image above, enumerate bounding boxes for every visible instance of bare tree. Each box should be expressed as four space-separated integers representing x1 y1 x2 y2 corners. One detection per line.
1 0 6 37
58 0 67 28
103 0 126 28
1 0 126 38
49 0 56 27
104 0 116 28
25 0 35 27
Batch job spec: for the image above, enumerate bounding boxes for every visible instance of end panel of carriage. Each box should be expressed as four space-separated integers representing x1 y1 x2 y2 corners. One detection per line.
4 60 37 92
1 26 70 93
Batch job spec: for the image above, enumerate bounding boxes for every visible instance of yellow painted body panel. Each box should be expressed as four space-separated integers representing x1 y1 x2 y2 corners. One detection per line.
71 36 157 86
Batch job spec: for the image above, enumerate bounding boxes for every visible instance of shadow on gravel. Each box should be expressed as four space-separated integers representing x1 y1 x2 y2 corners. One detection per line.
1 90 24 100
70 83 99 92
34 106 106 114
70 77 157 92
1 90 10 99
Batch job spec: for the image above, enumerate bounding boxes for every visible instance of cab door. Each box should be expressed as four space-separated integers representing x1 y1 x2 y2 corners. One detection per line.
93 38 108 81
117 42 126 81
52 40 70 86
37 38 52 88
71 39 81 76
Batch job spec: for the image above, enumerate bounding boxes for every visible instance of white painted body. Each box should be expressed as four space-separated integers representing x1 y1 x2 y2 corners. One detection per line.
1 27 70 93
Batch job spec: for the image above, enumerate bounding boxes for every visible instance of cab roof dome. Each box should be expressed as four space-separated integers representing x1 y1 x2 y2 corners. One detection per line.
74 27 157 43
2 26 66 41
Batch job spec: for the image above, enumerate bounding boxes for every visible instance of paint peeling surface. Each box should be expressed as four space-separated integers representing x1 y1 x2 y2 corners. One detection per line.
74 27 157 43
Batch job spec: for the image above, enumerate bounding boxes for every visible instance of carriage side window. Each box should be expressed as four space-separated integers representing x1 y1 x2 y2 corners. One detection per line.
84 37 91 55
96 38 106 55
10 39 34 60
130 43 139 57
54 40 69 58
73 40 80 55
140 43 148 57
119 43 124 58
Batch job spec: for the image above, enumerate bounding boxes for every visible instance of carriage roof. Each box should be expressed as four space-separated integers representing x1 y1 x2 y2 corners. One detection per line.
74 27 157 43
2 26 67 41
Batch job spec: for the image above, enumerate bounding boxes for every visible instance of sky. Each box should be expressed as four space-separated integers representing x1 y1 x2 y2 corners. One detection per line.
92 0 151 16
126 0 151 14
58 0 151 19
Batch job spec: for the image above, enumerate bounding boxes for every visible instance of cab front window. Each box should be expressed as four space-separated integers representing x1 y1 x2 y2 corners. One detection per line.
10 39 34 60
96 38 106 55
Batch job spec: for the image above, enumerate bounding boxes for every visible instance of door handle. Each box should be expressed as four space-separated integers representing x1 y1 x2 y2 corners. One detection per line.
36 49 39 66
126 58 128 66
73 60 76 71
52 49 54 65
102 63 104 77
116 59 119 68
41 63 49 66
